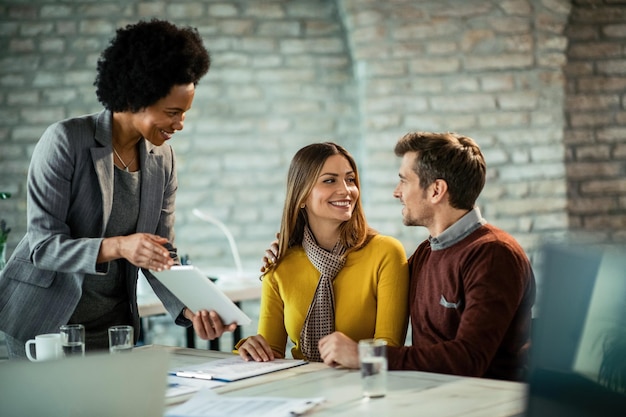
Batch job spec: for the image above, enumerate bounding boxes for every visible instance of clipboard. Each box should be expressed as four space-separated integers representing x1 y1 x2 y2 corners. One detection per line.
173 356 308 382
152 265 252 326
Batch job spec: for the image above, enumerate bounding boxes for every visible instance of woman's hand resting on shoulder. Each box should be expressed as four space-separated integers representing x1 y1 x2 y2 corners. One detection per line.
260 233 280 273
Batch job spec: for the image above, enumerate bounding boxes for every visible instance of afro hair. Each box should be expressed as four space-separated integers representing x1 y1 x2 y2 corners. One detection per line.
94 19 210 112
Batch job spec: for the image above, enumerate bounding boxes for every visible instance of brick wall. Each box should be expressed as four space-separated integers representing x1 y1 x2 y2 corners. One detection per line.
0 0 624 271
339 0 573 259
564 0 626 244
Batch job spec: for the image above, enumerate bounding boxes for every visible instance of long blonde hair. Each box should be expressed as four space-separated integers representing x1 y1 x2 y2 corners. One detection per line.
274 142 376 266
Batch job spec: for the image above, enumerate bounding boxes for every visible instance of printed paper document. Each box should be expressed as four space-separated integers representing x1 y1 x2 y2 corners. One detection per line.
166 388 324 417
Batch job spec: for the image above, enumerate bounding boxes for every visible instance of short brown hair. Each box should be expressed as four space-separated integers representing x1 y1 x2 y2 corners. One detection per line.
394 132 486 210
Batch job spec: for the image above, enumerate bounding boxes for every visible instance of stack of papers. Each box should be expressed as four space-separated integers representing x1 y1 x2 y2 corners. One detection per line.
166 380 205 405
166 389 325 417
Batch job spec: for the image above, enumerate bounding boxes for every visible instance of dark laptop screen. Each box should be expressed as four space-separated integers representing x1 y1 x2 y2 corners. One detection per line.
525 244 626 417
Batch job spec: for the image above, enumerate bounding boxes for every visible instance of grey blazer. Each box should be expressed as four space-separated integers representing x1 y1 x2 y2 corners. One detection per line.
0 110 187 342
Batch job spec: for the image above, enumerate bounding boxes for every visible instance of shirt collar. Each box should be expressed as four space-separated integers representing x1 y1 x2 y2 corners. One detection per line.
429 207 487 251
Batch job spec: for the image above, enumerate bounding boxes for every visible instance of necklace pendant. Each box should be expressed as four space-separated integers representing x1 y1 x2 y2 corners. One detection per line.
113 145 136 173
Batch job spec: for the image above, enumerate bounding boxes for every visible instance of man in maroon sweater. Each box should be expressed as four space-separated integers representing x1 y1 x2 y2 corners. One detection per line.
318 131 536 381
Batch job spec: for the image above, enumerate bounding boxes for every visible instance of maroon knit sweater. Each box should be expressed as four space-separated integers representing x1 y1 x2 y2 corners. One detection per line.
387 224 536 381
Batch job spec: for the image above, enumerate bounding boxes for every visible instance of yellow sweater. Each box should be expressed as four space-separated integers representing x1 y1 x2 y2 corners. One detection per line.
257 234 409 360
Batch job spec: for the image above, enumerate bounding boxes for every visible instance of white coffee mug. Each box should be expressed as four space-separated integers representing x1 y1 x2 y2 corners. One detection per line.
25 333 63 362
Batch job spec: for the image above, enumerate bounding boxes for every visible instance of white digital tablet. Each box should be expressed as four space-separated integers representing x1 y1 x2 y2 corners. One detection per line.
152 265 252 326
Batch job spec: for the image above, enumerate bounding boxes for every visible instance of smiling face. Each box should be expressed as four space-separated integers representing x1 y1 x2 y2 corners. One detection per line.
131 83 195 146
393 151 434 228
304 154 359 230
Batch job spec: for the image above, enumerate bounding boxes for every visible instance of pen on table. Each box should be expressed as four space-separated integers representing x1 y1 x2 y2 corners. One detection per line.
176 371 215 380
289 401 318 416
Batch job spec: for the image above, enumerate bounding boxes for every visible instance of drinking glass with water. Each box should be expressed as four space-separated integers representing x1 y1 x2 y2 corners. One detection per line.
60 324 85 357
358 338 388 398
108 325 134 354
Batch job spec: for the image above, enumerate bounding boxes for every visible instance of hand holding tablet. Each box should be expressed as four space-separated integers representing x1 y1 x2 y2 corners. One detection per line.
152 265 252 326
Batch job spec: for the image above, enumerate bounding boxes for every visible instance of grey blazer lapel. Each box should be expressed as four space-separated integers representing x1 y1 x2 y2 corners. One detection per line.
91 148 114 234
91 110 115 235
137 140 164 234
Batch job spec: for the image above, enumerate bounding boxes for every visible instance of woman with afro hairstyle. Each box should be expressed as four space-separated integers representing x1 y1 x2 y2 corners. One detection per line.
0 19 236 358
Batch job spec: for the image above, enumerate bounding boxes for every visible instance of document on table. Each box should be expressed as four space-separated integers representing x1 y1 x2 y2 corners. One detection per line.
166 388 325 417
165 375 226 405
173 356 308 382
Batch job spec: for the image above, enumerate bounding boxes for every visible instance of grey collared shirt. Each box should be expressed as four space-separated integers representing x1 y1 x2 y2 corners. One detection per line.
429 207 487 251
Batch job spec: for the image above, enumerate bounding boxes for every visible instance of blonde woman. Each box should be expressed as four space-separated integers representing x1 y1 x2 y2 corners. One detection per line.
236 142 409 368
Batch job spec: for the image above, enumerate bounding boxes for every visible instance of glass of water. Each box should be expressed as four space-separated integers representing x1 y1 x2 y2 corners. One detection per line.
358 338 388 398
108 325 134 354
60 324 85 357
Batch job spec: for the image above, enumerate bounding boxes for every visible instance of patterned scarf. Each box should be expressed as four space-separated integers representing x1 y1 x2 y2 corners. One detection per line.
299 226 347 362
